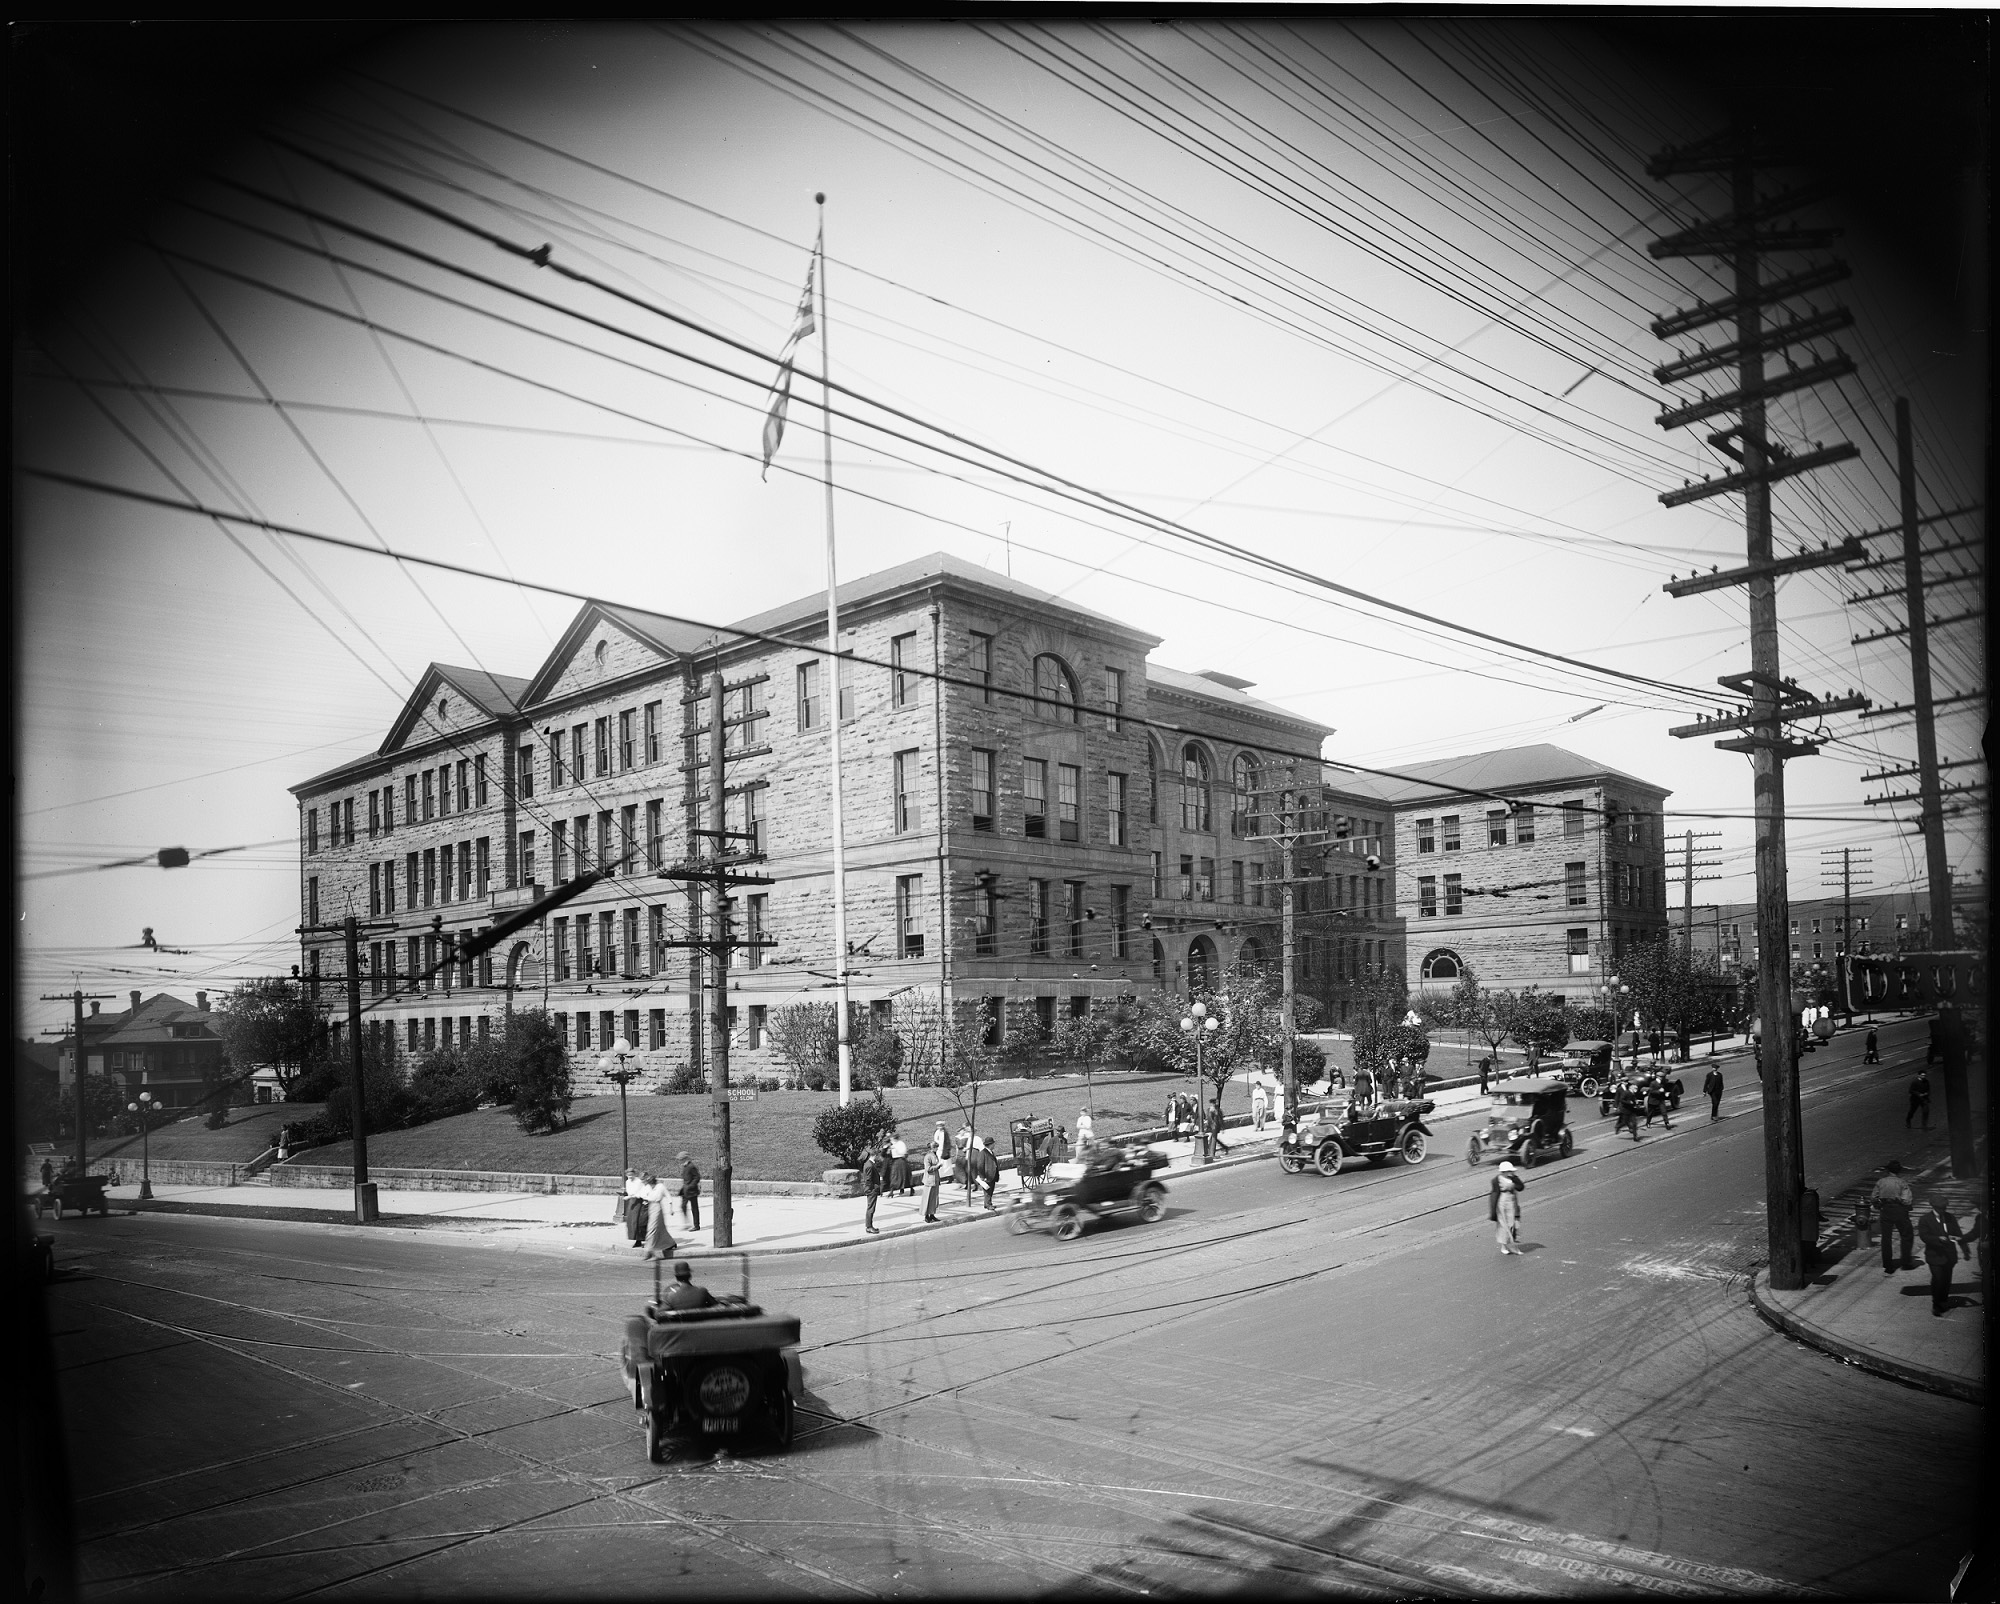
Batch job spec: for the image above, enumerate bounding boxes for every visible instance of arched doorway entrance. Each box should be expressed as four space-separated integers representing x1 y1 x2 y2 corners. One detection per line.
1187 935 1217 995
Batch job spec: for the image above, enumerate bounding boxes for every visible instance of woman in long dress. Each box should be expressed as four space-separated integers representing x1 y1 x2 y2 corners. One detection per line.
641 1171 675 1260
1491 1161 1524 1255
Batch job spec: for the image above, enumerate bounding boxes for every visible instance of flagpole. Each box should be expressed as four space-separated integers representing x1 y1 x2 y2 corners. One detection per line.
814 192 855 1109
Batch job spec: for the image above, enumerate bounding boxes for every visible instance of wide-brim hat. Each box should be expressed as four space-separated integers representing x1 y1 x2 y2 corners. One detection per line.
1496 1160 1518 1173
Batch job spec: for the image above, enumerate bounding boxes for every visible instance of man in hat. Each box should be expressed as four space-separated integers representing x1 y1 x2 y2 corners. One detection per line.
1489 1160 1525 1255
1702 1066 1725 1121
1916 1192 1967 1316
1871 1161 1916 1273
662 1260 715 1310
677 1152 702 1232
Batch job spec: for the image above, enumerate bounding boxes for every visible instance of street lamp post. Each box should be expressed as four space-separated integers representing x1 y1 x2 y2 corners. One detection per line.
126 1091 156 1200
597 1035 636 1177
1607 976 1633 1067
1179 1000 1221 1163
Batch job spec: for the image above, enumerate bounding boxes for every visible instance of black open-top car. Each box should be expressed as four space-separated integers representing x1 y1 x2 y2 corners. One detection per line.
1004 1143 1169 1240
1280 1096 1435 1177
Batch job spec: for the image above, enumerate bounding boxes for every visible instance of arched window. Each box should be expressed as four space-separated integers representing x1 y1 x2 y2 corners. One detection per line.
1032 654 1079 722
1231 752 1260 837
1420 948 1463 982
1234 938 1268 983
1181 744 1212 833
1151 938 1166 981
593 639 609 672
1187 935 1216 994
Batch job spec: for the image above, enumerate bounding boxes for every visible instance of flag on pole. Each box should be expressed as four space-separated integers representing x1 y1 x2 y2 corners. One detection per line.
760 243 818 479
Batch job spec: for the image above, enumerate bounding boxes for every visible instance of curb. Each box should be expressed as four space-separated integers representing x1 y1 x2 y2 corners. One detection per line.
1748 1267 1985 1407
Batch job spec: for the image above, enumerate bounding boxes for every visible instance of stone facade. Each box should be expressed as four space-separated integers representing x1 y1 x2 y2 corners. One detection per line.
290 555 1351 1088
1343 744 1672 1008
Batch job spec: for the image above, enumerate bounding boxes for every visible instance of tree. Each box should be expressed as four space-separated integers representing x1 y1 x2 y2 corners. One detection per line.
505 1008 573 1134
1617 937 1724 1061
212 977 327 1099
1054 1004 1119 1115
1563 1003 1618 1045
323 1031 412 1137
56 1073 124 1140
766 1003 838 1090
810 1094 898 1168
1496 989 1568 1066
1347 963 1409 1082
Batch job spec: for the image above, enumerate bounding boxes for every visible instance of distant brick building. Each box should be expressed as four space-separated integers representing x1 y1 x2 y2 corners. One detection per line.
55 990 225 1110
1343 744 1672 1007
289 555 1391 1088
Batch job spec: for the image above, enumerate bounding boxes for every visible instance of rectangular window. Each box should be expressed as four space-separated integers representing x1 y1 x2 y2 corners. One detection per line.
422 934 437 991
1179 853 1194 901
648 1008 665 1051
475 753 488 806
307 875 320 924
369 791 381 837
456 759 469 812
552 821 568 882
1023 759 1048 839
891 631 916 707
896 874 925 957
1030 879 1051 955
1445 873 1463 915
619 709 634 770
981 996 1003 1047
624 907 639 975
383 859 397 914
405 774 418 824
644 700 662 764
1812 942 1822 960
422 848 436 907
836 658 854 724
344 798 355 844
1198 856 1215 901
381 784 393 833
1488 809 1508 848
1250 861 1265 908
1516 805 1534 845
649 906 666 974
1441 815 1460 852
1111 885 1130 957
1105 666 1124 732
577 1011 592 1051
594 717 610 778
1810 917 1821 934
1416 817 1435 854
1057 763 1081 842
970 631 994 703
894 749 921 833
975 876 999 956
1065 881 1085 956
797 661 821 730
1231 860 1245 903
571 726 586 788
620 804 637 872
745 893 767 969
550 731 565 789
1563 802 1586 837
405 853 419 914
442 1017 454 1051
580 813 597 872
307 807 319 854
1151 850 1163 900
970 749 996 832
421 770 435 821
457 840 472 902
1566 861 1588 906
1107 773 1127 846
516 830 535 888
747 1005 765 1051
1418 875 1437 918
370 862 382 917
598 911 614 978
1568 928 1590 973
646 800 664 870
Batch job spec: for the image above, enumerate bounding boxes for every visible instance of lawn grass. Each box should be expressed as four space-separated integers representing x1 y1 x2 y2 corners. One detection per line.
38 1103 323 1167
291 1071 1262 1182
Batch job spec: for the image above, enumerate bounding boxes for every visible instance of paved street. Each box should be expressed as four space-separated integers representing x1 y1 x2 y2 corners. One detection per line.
41 1018 1981 1599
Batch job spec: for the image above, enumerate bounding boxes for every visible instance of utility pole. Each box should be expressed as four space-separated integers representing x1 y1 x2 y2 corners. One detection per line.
1668 830 1723 949
298 914 396 1222
41 990 116 1175
1818 847 1872 1023
1648 129 1870 1292
1247 768 1328 1120
1892 401 1957 949
660 662 775 1249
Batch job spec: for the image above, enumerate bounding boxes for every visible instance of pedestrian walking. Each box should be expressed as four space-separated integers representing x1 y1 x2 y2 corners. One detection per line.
1644 1083 1672 1130
1702 1067 1725 1120
640 1171 675 1261
1906 1069 1932 1130
1075 1107 1095 1150
621 1168 649 1246
40 1158 54 1193
1477 1057 1492 1095
929 1121 950 1165
860 1147 884 1234
1490 1160 1525 1255
1871 1161 1916 1273
1863 1027 1880 1064
887 1132 910 1195
1650 1028 1665 1065
677 1152 702 1232
1917 1193 1966 1316
921 1147 942 1223
1614 1087 1643 1142
970 1137 999 1210
1251 1082 1269 1132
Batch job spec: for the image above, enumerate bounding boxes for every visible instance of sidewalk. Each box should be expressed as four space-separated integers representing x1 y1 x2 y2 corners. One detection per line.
1751 1148 1987 1405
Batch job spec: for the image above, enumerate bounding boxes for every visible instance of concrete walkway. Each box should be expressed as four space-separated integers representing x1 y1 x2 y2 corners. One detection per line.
1751 1148 1986 1405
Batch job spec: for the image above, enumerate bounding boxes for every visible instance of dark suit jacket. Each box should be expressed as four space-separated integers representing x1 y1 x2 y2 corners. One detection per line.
1917 1207 1964 1264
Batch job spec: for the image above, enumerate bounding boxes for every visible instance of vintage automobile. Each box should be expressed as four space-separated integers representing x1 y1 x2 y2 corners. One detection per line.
35 1171 112 1219
1547 1040 1615 1099
1004 1143 1169 1240
1279 1096 1435 1177
1466 1078 1573 1167
1598 1067 1687 1118
618 1256 802 1462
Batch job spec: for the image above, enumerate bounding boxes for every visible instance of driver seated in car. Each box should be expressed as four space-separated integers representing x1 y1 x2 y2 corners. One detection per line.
662 1261 716 1310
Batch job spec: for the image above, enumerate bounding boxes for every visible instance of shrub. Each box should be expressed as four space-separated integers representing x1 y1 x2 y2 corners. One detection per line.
407 1049 487 1124
203 1106 230 1131
1291 1037 1327 1083
507 1009 573 1134
651 1061 704 1096
811 1095 899 1168
325 1043 414 1137
283 1112 338 1152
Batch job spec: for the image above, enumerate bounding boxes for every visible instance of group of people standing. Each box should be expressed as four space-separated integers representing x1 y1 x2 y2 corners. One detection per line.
1868 1160 1986 1317
620 1154 702 1260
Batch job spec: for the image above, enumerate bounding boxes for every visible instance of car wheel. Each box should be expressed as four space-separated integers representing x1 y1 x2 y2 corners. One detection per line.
1314 1143 1343 1178
1003 1202 1032 1235
645 1405 665 1464
1560 1130 1574 1158
1466 1137 1481 1167
1579 1077 1600 1099
1052 1204 1084 1241
1280 1154 1305 1175
1400 1129 1429 1164
51 1196 64 1221
1136 1183 1166 1223
768 1386 795 1452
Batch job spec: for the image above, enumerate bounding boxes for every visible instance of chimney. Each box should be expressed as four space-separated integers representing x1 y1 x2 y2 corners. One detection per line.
90 1001 100 1015
197 991 208 1012
131 990 142 1013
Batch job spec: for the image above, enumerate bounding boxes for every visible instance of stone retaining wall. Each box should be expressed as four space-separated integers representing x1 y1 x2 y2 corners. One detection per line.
114 1159 249 1187
267 1164 838 1197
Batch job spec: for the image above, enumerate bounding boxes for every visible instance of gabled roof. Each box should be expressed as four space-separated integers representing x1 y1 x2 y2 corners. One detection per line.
96 993 217 1048
518 600 716 708
1146 663 1333 736
292 663 533 793
1329 743 1668 806
726 551 1159 648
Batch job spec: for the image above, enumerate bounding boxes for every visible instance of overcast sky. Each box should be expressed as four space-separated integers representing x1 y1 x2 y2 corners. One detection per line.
14 17 1987 1038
